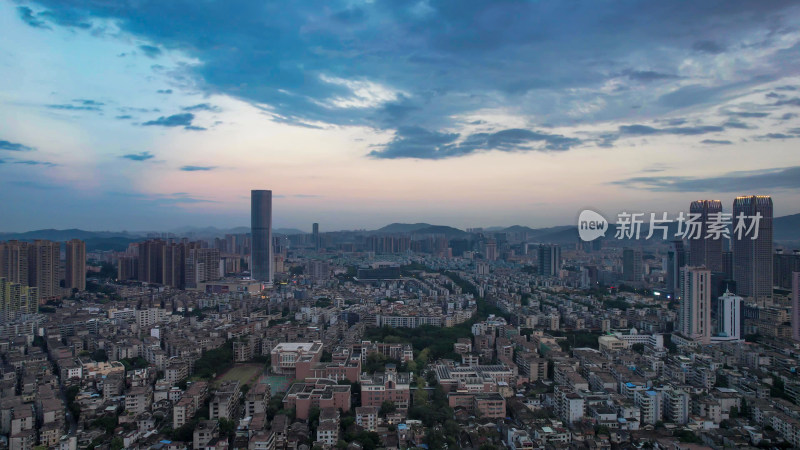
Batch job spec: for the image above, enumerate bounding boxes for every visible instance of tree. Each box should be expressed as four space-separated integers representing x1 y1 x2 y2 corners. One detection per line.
110 437 124 450
379 401 396 416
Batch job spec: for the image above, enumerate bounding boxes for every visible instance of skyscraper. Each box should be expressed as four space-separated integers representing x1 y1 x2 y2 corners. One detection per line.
622 248 643 284
732 195 773 301
65 239 86 291
667 240 686 295
312 223 320 251
29 240 60 300
538 244 561 277
679 266 711 344
484 239 497 261
716 289 742 341
689 200 723 272
792 272 800 342
251 190 273 284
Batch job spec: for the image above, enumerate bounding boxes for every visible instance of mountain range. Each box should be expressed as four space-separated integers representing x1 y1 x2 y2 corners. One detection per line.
2 213 798 251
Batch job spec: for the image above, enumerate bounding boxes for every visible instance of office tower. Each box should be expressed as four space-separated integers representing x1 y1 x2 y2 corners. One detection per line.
732 196 773 301
716 289 742 341
622 248 643 284
0 240 29 285
0 278 38 322
64 239 86 291
688 200 724 272
251 190 273 284
538 244 561 277
679 266 711 344
185 248 221 289
312 223 320 250
484 239 497 261
667 240 686 295
793 272 800 341
29 240 60 300
775 250 800 290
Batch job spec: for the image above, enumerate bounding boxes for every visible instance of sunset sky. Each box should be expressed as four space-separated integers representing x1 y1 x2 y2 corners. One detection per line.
2 0 800 232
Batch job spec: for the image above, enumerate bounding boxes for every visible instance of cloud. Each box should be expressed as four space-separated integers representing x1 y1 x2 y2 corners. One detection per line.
115 115 133 120
182 103 221 112
780 113 798 120
139 45 162 58
180 165 216 171
700 139 733 145
754 133 797 140
121 151 155 161
618 124 724 136
16 6 50 29
17 0 800 138
0 140 34 152
142 113 203 130
692 40 726 54
774 98 800 107
623 70 678 82
612 166 800 192
368 126 581 159
46 104 102 112
156 89 173 94
13 160 57 167
725 111 769 118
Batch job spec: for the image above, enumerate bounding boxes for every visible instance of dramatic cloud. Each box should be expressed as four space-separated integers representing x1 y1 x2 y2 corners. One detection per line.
121 151 155 161
613 166 800 192
17 0 800 135
615 124 725 138
180 165 216 171
16 6 49 29
0 140 34 152
369 127 581 159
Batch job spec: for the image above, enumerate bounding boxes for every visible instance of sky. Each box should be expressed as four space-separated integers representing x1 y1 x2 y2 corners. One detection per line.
1 0 800 232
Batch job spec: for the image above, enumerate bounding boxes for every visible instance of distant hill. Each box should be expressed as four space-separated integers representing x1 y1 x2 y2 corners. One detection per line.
0 228 140 242
376 223 436 233
274 228 307 235
775 213 800 241
413 225 467 236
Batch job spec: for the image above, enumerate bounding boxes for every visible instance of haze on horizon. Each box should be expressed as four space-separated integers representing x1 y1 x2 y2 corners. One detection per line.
2 0 800 232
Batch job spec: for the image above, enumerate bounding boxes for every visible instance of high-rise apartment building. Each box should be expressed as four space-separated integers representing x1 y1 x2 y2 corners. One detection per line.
65 239 86 291
793 272 800 342
775 250 800 290
312 223 320 251
0 278 38 322
688 200 724 273
667 240 686 295
185 248 221 289
0 240 29 285
716 289 742 341
537 244 561 277
29 240 60 300
138 239 166 284
732 195 773 301
622 248 643 284
251 190 273 284
484 239 497 261
679 266 711 344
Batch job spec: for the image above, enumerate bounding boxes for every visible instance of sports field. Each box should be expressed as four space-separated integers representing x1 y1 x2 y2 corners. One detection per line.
215 364 263 386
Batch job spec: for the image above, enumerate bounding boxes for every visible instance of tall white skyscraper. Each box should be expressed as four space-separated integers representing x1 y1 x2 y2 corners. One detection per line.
679 266 711 345
251 190 273 285
716 289 742 341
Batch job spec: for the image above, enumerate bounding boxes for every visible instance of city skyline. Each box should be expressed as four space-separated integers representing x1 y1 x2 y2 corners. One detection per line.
2 1 800 230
